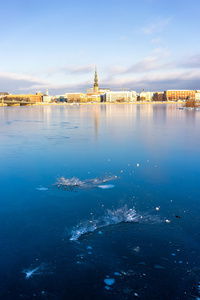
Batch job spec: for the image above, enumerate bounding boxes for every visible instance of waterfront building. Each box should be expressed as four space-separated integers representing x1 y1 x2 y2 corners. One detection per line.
5 92 42 102
195 90 200 101
139 89 154 101
65 93 84 103
42 89 52 103
153 92 164 101
164 90 195 101
131 91 138 101
87 87 110 95
105 91 134 102
86 88 94 94
0 92 9 96
93 66 99 94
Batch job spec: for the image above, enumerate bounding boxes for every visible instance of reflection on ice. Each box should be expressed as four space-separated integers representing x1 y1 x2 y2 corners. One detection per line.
70 205 164 241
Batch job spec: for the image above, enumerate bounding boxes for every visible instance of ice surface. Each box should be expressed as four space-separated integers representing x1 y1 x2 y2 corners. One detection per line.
154 264 165 270
104 278 115 286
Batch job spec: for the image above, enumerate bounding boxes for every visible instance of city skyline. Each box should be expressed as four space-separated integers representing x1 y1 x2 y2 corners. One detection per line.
1 0 200 94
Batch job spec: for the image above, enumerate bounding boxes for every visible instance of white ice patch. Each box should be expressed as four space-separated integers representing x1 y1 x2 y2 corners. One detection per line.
70 205 138 241
36 187 48 191
57 177 85 187
98 184 115 189
22 264 49 279
55 175 117 189
70 205 164 241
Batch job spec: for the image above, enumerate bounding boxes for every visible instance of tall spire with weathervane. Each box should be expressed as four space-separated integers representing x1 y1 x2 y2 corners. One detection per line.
94 66 99 93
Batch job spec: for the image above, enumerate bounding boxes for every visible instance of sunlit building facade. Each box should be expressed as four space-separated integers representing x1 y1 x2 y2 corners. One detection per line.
164 90 195 101
139 89 154 101
105 91 135 102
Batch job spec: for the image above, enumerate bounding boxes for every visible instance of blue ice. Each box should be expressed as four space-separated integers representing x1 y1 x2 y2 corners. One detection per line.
104 278 115 286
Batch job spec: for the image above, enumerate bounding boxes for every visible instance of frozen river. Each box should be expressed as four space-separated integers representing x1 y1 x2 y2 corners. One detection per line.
0 103 200 299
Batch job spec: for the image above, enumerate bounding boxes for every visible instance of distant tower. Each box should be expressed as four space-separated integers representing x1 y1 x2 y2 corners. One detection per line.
94 66 99 93
46 89 49 96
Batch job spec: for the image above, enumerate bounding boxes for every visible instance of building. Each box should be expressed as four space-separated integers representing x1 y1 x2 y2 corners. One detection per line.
87 87 110 94
195 90 200 101
153 92 164 101
139 89 154 101
93 66 99 94
42 90 52 103
65 93 84 103
105 91 134 102
164 90 195 101
86 88 94 94
0 92 9 96
5 92 42 102
87 68 111 98
131 91 138 101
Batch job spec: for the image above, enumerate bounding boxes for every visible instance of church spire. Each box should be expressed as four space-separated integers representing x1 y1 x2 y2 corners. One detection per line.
94 66 99 93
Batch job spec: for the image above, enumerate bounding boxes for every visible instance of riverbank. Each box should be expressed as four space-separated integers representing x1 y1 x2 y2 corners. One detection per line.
35 101 184 106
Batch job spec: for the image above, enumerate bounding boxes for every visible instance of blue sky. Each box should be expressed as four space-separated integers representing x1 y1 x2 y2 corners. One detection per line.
1 0 200 94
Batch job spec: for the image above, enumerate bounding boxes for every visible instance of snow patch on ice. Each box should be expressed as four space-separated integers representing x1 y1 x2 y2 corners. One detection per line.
98 184 115 189
55 175 117 190
69 206 165 241
36 187 48 191
22 264 50 279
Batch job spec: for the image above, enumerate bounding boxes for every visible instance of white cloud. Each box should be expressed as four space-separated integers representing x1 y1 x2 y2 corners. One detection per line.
0 71 46 84
107 48 171 74
100 70 200 91
177 53 200 68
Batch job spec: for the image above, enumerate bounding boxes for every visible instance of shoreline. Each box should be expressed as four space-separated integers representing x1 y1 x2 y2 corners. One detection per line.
0 101 185 107
34 101 184 106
